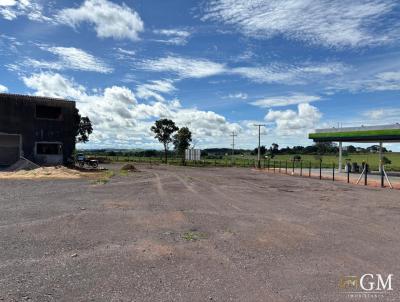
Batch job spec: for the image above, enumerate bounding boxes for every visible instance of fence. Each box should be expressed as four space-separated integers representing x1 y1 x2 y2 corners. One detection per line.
89 155 396 189
262 159 396 189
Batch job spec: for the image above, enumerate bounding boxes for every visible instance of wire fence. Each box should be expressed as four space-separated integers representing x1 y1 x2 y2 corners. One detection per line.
90 155 398 189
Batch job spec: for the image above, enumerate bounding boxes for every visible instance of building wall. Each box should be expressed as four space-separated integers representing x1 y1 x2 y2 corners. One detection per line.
0 94 76 165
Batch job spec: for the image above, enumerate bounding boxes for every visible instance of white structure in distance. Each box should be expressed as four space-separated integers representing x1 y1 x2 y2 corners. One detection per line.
185 149 201 161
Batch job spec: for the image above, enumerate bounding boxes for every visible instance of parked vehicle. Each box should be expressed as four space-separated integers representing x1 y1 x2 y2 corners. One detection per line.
76 153 99 169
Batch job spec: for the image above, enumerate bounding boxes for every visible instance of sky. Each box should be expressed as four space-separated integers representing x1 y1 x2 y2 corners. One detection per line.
1 0 400 150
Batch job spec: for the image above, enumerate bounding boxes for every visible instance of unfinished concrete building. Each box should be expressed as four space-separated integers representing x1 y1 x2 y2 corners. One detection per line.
0 94 76 166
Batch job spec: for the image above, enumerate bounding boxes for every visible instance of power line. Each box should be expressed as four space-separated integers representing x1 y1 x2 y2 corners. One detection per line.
230 132 237 158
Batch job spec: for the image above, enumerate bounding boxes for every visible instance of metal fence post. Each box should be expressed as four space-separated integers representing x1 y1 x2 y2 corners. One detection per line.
381 162 384 188
332 163 335 181
279 161 281 173
364 164 368 186
285 160 288 174
300 161 303 176
273 161 276 173
347 165 350 183
292 160 295 174
319 159 322 180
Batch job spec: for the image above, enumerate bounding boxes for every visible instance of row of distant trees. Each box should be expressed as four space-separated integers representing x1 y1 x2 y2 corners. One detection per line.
248 142 389 158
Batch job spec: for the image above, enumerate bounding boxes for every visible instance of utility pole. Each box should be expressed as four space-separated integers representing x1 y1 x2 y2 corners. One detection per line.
230 132 237 161
254 124 266 169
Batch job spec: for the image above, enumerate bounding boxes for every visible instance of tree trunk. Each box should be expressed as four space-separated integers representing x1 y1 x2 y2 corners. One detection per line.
164 145 168 163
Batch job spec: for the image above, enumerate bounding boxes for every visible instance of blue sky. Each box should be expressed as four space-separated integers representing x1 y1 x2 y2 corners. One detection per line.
1 0 400 150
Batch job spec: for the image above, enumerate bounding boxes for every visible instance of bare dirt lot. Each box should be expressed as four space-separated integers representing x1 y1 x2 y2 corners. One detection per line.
0 164 399 301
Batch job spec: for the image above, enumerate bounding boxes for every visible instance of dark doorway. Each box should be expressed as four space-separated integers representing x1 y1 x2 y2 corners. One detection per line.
0 134 20 166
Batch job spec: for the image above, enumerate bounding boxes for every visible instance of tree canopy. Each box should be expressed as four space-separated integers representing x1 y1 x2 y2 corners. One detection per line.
150 119 179 163
173 127 192 163
73 109 93 144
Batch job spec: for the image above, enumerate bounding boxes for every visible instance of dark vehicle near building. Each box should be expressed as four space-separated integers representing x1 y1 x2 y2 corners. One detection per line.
0 93 76 167
75 153 99 169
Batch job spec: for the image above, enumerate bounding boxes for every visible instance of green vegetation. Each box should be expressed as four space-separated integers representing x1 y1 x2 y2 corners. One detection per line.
93 170 115 185
173 126 192 164
182 231 208 241
86 152 400 171
150 119 179 163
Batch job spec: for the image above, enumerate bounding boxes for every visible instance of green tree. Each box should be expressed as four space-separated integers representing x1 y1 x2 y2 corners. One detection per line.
73 109 93 144
151 119 179 163
382 156 392 165
173 127 192 164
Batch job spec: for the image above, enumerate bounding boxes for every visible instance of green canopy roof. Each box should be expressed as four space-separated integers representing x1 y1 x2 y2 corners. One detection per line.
309 124 400 142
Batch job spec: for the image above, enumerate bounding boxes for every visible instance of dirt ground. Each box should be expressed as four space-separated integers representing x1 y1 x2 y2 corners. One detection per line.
0 166 95 180
0 164 399 301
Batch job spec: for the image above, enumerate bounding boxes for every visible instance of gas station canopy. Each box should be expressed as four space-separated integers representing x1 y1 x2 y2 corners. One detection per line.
309 124 400 143
309 123 400 173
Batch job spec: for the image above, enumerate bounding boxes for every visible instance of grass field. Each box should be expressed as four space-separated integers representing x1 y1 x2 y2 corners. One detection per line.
90 152 400 171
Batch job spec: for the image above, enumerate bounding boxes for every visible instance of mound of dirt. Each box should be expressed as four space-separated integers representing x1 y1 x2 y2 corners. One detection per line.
120 164 138 172
0 166 90 179
5 157 40 172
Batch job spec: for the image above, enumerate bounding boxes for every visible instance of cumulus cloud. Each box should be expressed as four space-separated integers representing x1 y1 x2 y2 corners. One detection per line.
265 103 322 136
23 46 112 74
21 72 240 148
0 84 8 93
58 0 144 41
0 0 50 21
251 94 320 108
153 29 191 45
22 72 86 99
202 0 400 48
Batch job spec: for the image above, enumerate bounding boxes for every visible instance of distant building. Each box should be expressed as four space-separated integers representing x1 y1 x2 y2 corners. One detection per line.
0 94 76 166
185 149 201 161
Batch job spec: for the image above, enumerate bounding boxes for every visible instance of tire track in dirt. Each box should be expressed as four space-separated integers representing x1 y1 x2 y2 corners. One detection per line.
172 171 247 213
152 172 166 198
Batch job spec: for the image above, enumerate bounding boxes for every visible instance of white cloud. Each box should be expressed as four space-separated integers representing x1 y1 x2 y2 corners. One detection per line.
0 0 50 21
136 79 176 102
23 46 112 74
138 55 345 84
225 92 248 100
58 0 144 41
22 72 86 99
48 47 112 73
153 29 191 45
116 47 136 56
203 0 399 48
362 71 400 91
0 84 8 93
139 56 226 79
331 70 400 92
265 103 322 136
231 62 346 84
251 94 320 108
21 72 240 148
363 108 400 122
